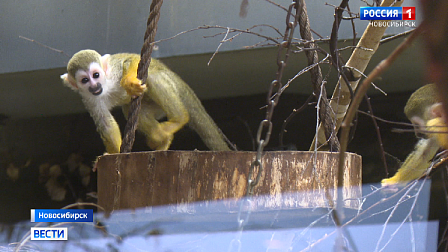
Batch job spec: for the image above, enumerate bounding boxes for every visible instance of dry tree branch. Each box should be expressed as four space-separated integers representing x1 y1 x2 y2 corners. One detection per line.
328 18 424 252
375 178 427 252
19 36 71 58
243 40 278 49
324 2 359 15
264 0 288 12
277 54 332 147
299 179 426 252
343 65 386 95
278 50 332 147
153 25 281 46
208 27 231 65
365 95 389 176
281 54 331 93
346 4 358 49
206 24 284 64
204 24 284 38
380 29 416 44
265 0 324 39
357 110 415 128
360 0 376 7
279 95 314 147
337 23 425 188
310 0 405 150
153 23 326 53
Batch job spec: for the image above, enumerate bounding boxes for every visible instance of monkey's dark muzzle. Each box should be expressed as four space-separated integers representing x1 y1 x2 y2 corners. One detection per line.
89 84 103 96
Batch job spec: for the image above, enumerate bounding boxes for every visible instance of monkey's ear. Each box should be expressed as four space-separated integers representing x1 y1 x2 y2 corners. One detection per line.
60 73 78 91
100 54 111 76
430 103 445 119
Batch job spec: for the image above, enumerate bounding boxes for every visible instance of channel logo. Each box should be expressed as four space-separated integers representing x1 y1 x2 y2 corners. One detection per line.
360 7 416 20
31 227 68 241
31 209 93 223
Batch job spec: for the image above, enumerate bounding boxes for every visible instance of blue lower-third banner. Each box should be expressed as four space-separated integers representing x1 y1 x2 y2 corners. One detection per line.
31 209 93 223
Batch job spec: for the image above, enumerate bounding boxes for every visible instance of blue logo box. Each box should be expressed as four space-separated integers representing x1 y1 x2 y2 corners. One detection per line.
360 7 403 20
31 227 68 240
31 209 93 223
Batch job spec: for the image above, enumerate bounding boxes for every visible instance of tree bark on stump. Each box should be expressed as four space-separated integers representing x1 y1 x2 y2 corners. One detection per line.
97 151 361 214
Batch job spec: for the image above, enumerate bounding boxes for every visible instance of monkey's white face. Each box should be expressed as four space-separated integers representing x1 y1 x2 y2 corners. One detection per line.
74 62 107 97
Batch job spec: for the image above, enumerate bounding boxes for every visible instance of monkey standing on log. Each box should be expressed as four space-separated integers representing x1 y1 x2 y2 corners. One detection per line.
61 49 231 153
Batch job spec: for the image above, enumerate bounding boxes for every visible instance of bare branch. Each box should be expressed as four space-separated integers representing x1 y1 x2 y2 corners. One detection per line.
19 36 71 58
338 22 425 192
208 27 230 65
380 29 416 44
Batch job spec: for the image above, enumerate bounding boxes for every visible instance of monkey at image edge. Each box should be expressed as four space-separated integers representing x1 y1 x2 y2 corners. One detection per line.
61 49 231 153
382 84 448 186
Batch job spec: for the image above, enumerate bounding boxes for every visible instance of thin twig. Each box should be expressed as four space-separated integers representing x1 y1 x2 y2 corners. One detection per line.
280 54 331 93
365 95 389 176
338 45 374 53
208 27 230 65
153 25 281 47
264 0 288 11
375 179 424 252
265 0 324 38
325 2 359 16
300 180 423 251
279 95 314 147
380 29 415 44
343 66 387 96
19 36 71 58
357 110 414 127
204 24 283 38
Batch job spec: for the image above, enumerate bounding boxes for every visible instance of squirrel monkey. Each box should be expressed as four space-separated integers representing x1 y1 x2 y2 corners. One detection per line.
382 84 448 186
61 49 231 153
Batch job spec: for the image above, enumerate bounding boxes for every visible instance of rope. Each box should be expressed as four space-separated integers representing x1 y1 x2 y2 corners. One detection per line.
121 0 164 153
297 0 340 151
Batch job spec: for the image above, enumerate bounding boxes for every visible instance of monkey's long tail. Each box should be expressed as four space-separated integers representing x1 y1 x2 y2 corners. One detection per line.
189 108 236 151
184 89 236 151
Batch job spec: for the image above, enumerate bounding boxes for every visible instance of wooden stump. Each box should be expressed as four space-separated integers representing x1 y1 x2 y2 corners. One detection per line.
97 151 361 213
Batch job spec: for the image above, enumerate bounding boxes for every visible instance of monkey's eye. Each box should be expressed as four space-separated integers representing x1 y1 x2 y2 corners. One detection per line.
93 72 100 78
81 78 89 84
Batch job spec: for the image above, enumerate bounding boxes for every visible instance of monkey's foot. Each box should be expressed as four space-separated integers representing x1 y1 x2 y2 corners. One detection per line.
147 130 174 151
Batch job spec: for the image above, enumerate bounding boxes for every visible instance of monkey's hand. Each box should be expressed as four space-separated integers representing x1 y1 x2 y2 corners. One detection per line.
381 138 439 186
121 74 147 98
427 117 448 149
120 57 147 97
